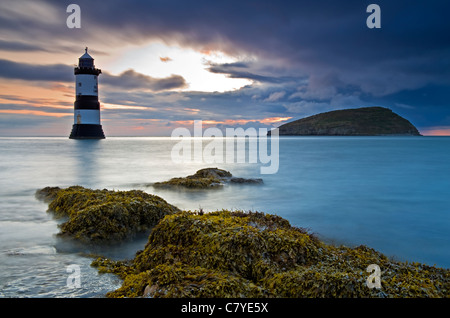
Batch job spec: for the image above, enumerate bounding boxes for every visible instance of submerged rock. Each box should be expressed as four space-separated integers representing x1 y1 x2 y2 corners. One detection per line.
153 168 263 189
229 177 264 184
35 186 179 244
93 210 449 298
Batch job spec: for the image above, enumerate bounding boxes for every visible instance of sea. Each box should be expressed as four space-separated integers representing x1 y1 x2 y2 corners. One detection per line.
0 136 449 298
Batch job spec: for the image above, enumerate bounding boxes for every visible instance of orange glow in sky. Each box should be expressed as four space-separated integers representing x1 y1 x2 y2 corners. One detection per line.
420 127 450 136
0 109 71 117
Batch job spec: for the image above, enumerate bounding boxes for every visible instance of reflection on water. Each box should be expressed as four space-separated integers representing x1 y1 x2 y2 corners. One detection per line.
72 139 103 186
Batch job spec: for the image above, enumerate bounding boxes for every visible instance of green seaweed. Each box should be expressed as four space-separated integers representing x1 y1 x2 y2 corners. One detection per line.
91 257 135 280
35 186 62 203
36 186 179 244
153 168 262 189
108 263 268 298
37 186 449 298
92 210 450 298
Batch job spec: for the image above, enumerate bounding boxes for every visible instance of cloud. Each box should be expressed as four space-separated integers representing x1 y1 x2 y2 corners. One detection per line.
0 109 70 118
160 56 173 62
0 59 73 82
0 39 47 52
99 83 293 127
0 104 72 137
1 0 450 135
0 58 187 93
264 91 286 102
207 61 300 84
102 69 188 91
4 1 450 98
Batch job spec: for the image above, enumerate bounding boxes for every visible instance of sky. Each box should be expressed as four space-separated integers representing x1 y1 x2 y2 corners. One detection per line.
0 0 449 136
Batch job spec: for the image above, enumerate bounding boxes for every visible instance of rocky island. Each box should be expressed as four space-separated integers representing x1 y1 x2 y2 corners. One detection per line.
271 107 421 136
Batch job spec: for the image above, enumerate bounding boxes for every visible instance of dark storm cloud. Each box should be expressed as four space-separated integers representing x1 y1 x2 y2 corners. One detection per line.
102 69 188 92
64 0 448 101
5 0 450 94
362 84 450 129
100 84 293 126
207 62 299 84
5 1 450 89
0 59 73 82
0 58 187 92
28 1 445 54
0 40 46 52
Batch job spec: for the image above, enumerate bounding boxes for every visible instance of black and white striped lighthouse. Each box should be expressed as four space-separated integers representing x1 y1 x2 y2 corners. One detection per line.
69 48 105 139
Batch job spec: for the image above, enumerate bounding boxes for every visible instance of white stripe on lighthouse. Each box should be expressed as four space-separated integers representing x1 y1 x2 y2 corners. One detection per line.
74 109 101 125
76 74 99 96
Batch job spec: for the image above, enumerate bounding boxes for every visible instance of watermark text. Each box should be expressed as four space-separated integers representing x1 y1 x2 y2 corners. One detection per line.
171 120 279 174
66 4 81 28
366 264 382 289
66 264 81 288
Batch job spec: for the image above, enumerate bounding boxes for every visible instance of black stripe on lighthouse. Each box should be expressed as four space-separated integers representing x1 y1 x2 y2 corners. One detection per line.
74 96 100 110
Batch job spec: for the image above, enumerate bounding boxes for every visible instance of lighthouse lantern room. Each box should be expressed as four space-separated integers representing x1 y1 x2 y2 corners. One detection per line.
69 47 105 139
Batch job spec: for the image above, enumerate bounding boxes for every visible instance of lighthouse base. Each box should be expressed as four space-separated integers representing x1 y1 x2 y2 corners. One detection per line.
69 124 105 139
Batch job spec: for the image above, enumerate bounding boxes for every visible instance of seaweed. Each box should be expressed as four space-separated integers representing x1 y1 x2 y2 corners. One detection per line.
109 263 268 298
153 168 263 189
36 186 179 244
92 210 450 298
36 186 450 298
35 186 62 203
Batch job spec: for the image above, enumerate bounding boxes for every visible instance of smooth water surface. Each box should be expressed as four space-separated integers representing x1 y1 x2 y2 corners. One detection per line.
0 136 449 297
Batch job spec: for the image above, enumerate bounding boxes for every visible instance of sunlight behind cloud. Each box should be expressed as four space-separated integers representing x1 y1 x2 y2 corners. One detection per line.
105 42 252 93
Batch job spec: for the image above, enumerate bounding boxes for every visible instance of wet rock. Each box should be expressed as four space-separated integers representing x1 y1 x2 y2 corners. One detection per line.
153 168 263 189
35 186 62 202
36 186 179 244
98 210 450 298
194 167 232 179
37 186 449 298
229 177 263 184
143 284 158 298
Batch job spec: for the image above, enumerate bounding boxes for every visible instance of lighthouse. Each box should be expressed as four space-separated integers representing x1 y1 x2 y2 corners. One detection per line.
69 48 105 139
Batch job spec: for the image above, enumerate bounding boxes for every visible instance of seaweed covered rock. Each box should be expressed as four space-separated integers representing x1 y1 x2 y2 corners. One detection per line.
194 167 233 179
35 186 62 203
95 210 450 298
134 211 320 278
114 263 267 298
153 168 263 189
35 186 179 244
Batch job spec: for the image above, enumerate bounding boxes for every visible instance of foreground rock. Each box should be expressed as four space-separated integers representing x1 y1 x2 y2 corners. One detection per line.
36 186 449 297
153 168 263 189
271 107 421 136
92 210 449 298
36 186 179 244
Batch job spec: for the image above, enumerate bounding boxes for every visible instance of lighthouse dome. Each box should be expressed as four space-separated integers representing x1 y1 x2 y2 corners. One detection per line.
78 47 94 68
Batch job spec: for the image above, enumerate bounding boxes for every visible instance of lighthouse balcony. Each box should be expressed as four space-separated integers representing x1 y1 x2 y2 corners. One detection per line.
74 67 102 75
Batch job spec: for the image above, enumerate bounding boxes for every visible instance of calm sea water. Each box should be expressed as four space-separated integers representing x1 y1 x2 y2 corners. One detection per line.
0 136 449 297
